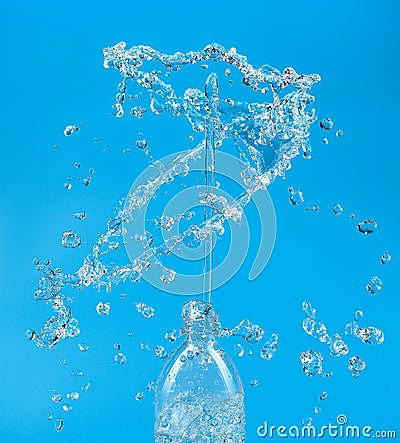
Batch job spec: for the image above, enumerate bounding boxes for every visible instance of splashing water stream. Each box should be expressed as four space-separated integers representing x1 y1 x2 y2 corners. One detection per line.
31 43 320 350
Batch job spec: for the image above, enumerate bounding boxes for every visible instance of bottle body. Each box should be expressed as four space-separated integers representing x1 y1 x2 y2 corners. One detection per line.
154 300 246 443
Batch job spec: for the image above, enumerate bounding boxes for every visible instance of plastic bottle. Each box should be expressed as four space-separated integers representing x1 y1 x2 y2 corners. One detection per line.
154 299 246 442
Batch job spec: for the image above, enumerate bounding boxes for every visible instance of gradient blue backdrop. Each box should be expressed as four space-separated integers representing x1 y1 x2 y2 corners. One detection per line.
1 0 399 441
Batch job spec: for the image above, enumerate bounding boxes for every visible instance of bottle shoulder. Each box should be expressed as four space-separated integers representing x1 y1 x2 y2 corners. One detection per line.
155 337 243 399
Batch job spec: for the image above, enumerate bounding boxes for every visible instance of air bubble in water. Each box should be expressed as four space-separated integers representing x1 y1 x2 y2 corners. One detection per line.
135 302 155 318
300 350 323 376
357 219 377 234
111 103 124 117
233 344 245 357
332 203 343 215
72 212 86 220
154 345 168 359
96 302 110 316
64 125 79 136
78 342 90 352
366 276 382 294
336 130 344 138
348 356 366 377
165 329 177 342
113 352 127 364
319 118 333 130
62 231 81 249
55 418 63 432
288 187 304 206
381 251 391 265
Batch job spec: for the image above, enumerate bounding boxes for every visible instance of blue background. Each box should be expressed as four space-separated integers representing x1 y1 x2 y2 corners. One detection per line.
2 0 399 441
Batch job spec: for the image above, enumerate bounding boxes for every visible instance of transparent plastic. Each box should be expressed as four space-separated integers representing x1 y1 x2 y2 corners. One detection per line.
154 300 246 443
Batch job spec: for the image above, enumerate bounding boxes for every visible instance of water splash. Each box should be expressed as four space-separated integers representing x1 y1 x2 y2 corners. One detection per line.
31 43 320 349
348 356 366 378
300 350 323 376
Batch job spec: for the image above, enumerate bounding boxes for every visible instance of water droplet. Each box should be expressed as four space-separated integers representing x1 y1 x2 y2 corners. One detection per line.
47 413 53 420
113 352 127 365
25 329 35 340
62 404 73 412
64 125 79 136
329 337 349 357
53 145 58 149
348 356 366 377
113 342 121 351
322 137 328 144
74 162 81 169
140 342 150 351
67 392 80 400
96 302 110 316
94 137 100 143
314 406 322 414
381 251 391 265
59 359 67 365
319 391 328 401
260 333 279 360
136 138 148 150
64 183 72 190
300 350 323 376
55 418 63 432
250 379 258 387
71 369 84 376
336 130 344 138
312 205 319 211
147 381 155 392
62 231 81 249
111 103 124 118
225 67 231 76
233 343 245 357
78 342 90 352
188 135 194 141
135 302 155 319
51 394 62 403
135 392 144 401
120 293 127 300
350 213 355 219
323 371 333 378
354 310 363 321
82 177 91 187
88 167 95 174
288 187 304 206
165 329 177 342
231 319 264 344
154 345 168 359
319 118 333 130
122 148 131 154
366 276 382 294
357 219 377 235
81 382 90 393
354 326 384 345
332 203 343 215
72 212 86 220
302 417 313 427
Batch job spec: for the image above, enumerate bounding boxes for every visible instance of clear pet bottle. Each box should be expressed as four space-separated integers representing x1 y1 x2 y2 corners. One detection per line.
154 299 246 443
